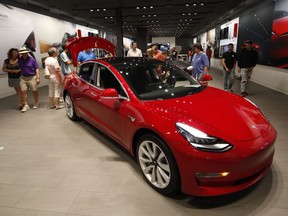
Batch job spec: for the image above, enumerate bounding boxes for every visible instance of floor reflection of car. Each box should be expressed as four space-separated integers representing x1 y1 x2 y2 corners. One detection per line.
270 10 288 68
64 38 277 197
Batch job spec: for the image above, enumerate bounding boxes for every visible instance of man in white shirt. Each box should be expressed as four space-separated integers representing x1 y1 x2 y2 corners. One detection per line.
127 42 142 57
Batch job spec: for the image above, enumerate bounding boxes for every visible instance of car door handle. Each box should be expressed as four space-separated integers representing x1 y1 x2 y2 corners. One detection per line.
128 115 135 122
90 92 97 96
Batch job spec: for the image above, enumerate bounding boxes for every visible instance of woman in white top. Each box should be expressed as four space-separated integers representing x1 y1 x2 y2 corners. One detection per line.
44 47 63 109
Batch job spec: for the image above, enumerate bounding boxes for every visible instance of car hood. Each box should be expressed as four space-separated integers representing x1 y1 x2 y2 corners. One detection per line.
144 87 269 142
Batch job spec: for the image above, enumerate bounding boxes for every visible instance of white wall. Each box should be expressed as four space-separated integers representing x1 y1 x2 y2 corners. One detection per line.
0 4 100 99
211 58 288 95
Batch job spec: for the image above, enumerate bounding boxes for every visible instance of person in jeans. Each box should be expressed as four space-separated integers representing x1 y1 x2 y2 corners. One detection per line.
18 46 40 112
191 43 209 81
45 47 63 109
237 40 258 97
221 43 237 92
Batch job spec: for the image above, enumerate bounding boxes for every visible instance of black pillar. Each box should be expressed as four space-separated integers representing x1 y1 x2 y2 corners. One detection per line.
136 28 147 56
115 8 124 57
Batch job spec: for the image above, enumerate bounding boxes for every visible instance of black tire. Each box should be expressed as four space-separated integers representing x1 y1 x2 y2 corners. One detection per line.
64 93 79 121
136 134 180 195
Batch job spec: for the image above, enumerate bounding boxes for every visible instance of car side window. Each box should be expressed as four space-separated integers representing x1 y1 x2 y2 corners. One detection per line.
78 63 96 84
96 65 127 97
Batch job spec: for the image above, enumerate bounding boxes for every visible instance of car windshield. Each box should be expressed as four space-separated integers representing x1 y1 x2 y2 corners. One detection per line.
112 60 204 100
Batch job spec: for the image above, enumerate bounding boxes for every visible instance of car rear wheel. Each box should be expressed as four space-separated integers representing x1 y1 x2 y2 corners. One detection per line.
137 134 180 195
65 93 79 121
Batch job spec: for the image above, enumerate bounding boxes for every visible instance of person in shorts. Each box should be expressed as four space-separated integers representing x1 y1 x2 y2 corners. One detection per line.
18 46 40 112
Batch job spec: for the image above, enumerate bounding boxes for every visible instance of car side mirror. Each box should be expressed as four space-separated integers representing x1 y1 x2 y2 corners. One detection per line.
100 88 119 98
201 74 213 81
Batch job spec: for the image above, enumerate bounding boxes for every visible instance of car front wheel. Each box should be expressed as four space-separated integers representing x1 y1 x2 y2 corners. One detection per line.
137 134 180 195
64 93 79 121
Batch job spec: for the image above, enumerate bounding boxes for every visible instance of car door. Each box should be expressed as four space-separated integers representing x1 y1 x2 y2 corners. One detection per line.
86 63 135 148
72 62 97 119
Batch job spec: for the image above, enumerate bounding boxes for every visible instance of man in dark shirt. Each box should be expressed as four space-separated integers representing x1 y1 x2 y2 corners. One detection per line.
221 43 237 91
237 40 258 97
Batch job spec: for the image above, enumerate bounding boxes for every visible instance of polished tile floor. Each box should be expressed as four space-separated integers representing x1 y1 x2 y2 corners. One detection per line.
0 68 287 216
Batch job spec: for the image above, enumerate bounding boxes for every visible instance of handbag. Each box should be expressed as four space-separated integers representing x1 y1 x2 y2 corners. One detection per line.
44 66 50 79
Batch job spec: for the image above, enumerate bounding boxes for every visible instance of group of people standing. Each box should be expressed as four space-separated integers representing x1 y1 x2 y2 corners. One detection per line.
221 40 258 96
2 46 40 112
188 40 258 97
1 44 75 112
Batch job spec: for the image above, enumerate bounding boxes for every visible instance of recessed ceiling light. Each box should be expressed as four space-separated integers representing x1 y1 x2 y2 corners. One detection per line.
143 6 146 9
90 9 93 12
186 4 189 7
136 6 140 9
150 6 153 9
103 8 106 11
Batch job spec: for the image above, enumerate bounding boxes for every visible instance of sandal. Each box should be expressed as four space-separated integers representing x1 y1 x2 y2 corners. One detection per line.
56 105 64 110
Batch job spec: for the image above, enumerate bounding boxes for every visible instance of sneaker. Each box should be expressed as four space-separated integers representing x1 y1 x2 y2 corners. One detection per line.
21 104 30 112
33 104 39 109
56 105 64 110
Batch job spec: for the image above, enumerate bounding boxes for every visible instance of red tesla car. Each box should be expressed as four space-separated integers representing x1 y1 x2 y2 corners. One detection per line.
63 37 277 197
270 10 288 68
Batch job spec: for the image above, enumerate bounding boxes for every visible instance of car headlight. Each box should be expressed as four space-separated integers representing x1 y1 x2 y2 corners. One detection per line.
176 123 233 152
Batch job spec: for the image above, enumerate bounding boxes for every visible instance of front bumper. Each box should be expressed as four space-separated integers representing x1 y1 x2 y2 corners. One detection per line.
171 125 277 196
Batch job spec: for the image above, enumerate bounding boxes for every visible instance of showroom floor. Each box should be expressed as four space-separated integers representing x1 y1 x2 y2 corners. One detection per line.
0 68 287 216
